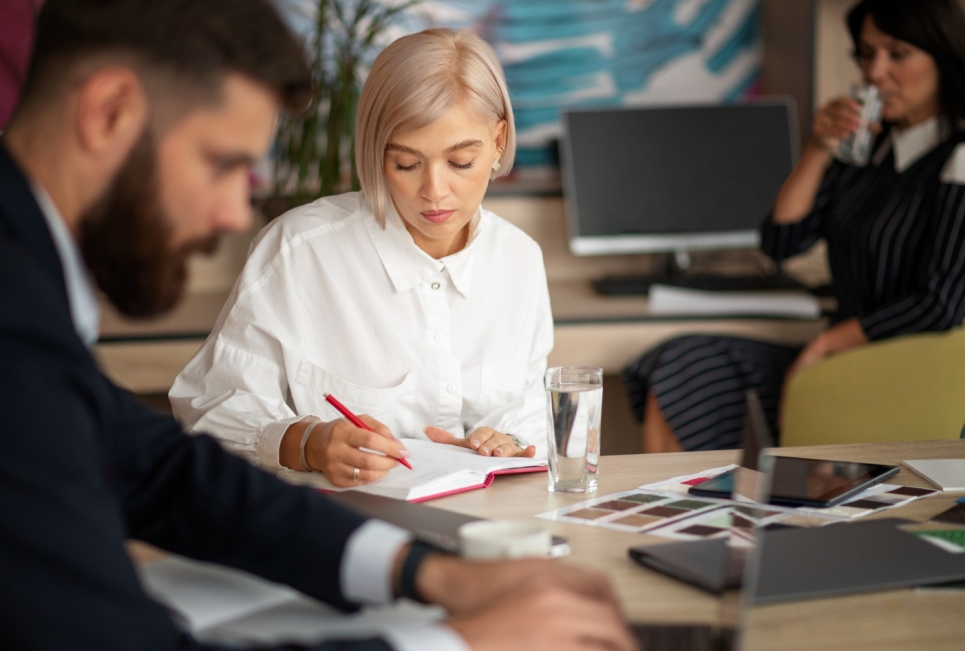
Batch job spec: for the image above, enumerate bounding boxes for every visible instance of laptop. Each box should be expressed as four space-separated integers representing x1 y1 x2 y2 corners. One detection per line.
629 543 751 651
629 390 771 594
629 391 774 651
329 490 571 557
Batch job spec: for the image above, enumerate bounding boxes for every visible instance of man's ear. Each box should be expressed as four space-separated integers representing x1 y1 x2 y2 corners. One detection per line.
74 66 149 171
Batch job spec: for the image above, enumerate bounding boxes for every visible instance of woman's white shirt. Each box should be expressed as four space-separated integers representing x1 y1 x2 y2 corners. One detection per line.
169 192 553 470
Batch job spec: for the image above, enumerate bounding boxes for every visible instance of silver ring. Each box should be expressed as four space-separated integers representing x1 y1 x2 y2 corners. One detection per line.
352 467 360 482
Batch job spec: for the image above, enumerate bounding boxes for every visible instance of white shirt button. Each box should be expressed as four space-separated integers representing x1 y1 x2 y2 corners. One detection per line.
434 333 444 342
447 384 456 394
431 282 441 290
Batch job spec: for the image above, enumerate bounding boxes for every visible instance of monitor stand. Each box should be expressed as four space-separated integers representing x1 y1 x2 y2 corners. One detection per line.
592 253 810 296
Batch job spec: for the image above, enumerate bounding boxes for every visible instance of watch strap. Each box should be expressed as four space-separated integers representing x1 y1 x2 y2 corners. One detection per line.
399 540 441 603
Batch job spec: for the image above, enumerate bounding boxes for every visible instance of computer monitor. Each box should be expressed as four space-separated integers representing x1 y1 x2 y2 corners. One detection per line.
560 100 799 257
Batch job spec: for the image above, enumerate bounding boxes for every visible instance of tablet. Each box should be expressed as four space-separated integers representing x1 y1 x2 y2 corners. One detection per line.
688 457 900 507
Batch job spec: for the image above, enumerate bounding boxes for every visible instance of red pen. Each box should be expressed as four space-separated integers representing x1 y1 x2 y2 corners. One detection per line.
324 393 413 470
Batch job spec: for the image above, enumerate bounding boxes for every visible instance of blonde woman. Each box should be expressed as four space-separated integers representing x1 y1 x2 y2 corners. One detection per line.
170 28 551 486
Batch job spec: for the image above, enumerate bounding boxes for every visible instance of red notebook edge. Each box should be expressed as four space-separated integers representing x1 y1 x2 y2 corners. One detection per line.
409 466 547 503
315 465 548 503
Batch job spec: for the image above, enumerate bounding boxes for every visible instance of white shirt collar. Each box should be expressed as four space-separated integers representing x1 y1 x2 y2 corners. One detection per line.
874 117 944 172
363 198 483 298
30 182 100 346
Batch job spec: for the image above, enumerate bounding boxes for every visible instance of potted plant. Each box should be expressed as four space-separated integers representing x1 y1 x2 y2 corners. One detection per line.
262 0 420 218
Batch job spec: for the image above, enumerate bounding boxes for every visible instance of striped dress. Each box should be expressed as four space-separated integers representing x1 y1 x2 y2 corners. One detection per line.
624 124 965 450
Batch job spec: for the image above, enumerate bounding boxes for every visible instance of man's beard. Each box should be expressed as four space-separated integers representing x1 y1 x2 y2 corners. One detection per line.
79 131 219 318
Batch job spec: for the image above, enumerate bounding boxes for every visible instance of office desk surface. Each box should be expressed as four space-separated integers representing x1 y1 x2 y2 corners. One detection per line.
548 279 834 325
96 282 829 392
428 439 965 650
547 280 828 372
127 440 965 648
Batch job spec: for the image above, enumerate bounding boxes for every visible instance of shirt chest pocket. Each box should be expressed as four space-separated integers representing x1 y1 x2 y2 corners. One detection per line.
291 360 417 437
475 366 529 415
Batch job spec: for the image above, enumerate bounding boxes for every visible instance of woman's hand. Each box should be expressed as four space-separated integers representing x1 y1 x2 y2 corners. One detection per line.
785 318 869 385
773 96 877 224
783 336 829 386
811 96 863 152
779 318 870 424
777 338 830 428
282 415 410 487
424 426 537 458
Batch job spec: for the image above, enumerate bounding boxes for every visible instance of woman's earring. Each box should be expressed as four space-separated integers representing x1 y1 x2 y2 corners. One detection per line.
492 146 505 173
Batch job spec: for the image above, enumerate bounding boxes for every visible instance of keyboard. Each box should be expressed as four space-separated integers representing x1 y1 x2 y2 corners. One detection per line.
593 273 809 296
630 623 733 651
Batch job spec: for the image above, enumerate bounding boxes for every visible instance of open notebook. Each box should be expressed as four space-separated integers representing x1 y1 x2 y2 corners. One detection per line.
277 439 546 502
137 555 443 647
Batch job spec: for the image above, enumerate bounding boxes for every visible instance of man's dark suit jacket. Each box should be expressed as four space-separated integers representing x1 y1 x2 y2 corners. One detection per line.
0 143 395 650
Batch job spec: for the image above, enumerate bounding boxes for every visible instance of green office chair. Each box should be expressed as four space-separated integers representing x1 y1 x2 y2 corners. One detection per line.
780 327 965 447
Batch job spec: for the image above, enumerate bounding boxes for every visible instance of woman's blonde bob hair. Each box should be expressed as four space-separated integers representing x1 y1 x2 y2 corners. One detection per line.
355 28 516 226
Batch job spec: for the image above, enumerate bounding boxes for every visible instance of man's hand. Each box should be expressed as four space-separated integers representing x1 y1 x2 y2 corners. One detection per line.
446 582 638 651
403 552 636 651
280 416 409 486
414 554 623 615
424 426 536 458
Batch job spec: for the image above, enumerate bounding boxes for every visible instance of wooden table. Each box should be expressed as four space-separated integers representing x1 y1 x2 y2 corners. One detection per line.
95 282 828 393
427 440 965 650
548 280 828 373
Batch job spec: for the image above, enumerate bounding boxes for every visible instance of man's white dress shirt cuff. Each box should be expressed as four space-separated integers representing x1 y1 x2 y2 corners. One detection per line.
342 522 468 651
382 626 472 651
341 519 412 604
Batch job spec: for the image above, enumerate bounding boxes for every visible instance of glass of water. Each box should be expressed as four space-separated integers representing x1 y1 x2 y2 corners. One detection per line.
835 84 882 166
545 366 603 493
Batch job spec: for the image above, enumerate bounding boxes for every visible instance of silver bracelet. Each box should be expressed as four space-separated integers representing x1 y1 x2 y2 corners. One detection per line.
299 419 325 472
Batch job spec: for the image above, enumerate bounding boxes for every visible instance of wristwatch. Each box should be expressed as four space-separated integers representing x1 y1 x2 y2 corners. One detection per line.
398 540 443 603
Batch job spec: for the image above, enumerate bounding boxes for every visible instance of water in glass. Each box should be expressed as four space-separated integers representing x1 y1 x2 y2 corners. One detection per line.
546 379 602 493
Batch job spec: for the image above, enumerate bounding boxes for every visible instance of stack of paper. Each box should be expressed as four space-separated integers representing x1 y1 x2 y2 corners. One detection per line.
903 459 965 491
648 284 821 319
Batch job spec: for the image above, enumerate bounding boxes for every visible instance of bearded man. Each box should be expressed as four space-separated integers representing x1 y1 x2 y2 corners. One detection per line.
0 1 636 651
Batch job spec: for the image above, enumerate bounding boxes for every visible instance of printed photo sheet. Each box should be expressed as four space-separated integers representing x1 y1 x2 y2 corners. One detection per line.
637 465 939 520
537 466 940 541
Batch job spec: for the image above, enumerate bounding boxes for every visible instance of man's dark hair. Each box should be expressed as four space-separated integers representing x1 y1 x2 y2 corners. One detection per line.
847 0 965 134
20 0 311 114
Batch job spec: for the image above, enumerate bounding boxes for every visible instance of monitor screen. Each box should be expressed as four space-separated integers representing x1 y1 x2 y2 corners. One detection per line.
560 101 798 256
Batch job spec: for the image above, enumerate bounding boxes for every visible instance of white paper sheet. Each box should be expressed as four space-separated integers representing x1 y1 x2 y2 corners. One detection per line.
649 284 821 318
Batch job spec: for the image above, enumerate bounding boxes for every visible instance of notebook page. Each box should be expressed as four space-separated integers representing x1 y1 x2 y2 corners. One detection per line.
138 554 443 646
137 555 302 632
